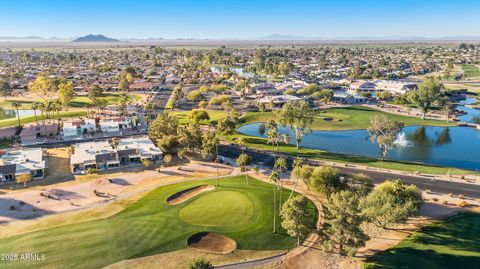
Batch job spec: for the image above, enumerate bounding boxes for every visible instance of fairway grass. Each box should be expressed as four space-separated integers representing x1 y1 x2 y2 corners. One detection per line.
171 109 225 125
0 176 316 269
0 111 87 128
242 106 454 131
365 212 480 269
462 64 480 78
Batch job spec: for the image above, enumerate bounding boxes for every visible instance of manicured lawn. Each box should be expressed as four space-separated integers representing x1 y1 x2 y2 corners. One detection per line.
462 64 480 78
0 111 87 128
171 109 225 125
69 93 142 108
227 134 477 175
0 176 317 269
0 93 142 109
365 212 480 269
242 106 454 131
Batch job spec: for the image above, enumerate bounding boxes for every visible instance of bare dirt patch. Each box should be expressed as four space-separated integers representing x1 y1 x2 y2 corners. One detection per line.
167 185 215 205
187 232 236 254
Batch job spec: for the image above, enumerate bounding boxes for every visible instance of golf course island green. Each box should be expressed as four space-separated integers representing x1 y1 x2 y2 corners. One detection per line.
0 176 317 269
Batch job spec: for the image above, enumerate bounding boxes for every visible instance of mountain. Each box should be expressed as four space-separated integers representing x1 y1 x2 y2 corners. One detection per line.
72 34 119 43
258 34 321 40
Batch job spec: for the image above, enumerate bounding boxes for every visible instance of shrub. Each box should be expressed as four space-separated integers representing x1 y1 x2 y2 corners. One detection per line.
187 258 213 269
424 189 431 194
9 205 16 211
448 193 454 197
432 197 438 202
456 201 469 207
442 200 448 205
87 168 99 174
458 194 465 199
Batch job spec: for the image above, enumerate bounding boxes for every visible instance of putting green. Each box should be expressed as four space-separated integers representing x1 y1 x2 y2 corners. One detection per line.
179 191 255 228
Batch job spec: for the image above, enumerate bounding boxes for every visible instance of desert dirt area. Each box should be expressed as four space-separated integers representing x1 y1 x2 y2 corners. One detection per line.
0 157 233 224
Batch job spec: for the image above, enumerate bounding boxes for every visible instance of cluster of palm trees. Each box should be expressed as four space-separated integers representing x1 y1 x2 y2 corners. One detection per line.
11 99 64 128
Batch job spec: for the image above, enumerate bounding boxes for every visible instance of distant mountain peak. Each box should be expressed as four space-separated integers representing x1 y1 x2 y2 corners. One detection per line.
72 34 119 43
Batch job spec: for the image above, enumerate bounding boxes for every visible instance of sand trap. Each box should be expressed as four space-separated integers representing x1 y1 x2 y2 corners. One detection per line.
167 185 215 205
187 232 237 254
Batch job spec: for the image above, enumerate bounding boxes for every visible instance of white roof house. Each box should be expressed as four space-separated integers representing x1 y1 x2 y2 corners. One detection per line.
0 148 47 180
117 136 163 159
99 120 120 133
63 122 79 138
257 95 301 104
375 80 417 95
70 141 114 166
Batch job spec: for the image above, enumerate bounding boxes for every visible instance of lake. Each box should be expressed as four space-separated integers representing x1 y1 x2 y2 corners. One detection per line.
0 109 38 121
238 123 480 171
457 98 480 124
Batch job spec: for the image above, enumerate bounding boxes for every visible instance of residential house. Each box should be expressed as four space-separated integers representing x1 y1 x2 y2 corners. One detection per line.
0 148 47 183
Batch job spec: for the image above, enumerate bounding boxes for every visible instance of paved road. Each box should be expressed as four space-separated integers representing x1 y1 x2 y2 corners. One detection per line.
218 144 480 199
153 86 174 110
215 254 285 269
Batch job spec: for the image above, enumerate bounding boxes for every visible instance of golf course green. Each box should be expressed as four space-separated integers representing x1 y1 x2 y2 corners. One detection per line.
0 176 317 269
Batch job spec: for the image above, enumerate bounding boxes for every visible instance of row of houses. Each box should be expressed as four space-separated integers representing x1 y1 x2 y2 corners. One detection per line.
349 80 417 95
70 136 162 174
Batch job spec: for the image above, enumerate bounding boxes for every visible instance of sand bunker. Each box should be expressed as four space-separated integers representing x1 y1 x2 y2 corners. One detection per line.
187 232 237 254
167 185 215 205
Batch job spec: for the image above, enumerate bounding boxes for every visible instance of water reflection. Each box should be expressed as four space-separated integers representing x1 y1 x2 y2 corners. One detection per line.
238 123 480 170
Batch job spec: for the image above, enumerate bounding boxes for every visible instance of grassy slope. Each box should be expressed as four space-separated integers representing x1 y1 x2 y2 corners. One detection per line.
0 176 316 269
0 111 87 128
365 212 480 269
242 106 454 131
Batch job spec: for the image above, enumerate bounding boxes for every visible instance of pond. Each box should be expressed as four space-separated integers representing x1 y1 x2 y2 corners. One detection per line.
238 123 480 171
457 97 480 124
0 109 39 121
210 66 254 78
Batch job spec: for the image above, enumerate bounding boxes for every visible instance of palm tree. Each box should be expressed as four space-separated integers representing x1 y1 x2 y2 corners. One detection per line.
11 101 22 128
290 157 304 198
274 157 288 211
31 102 40 126
235 137 246 153
51 100 63 124
268 170 279 234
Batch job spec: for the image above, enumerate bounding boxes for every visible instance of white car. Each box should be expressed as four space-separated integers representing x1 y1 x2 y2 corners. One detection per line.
35 140 48 145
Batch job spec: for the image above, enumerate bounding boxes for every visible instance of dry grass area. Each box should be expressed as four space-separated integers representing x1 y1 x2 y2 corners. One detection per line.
105 249 286 269
0 190 149 239
46 148 74 180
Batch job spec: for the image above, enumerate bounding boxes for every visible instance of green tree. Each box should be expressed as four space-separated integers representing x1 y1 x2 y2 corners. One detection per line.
367 115 404 161
281 195 312 246
16 173 32 187
10 100 23 127
310 166 343 197
407 77 443 119
0 79 11 99
236 153 251 185
119 94 133 116
189 109 210 123
28 75 56 104
57 80 74 110
149 113 183 155
345 173 374 197
187 257 213 269
318 190 369 256
201 130 218 160
88 84 103 104
299 165 314 190
178 122 202 152
266 120 280 150
361 179 423 228
187 89 206 102
276 100 314 149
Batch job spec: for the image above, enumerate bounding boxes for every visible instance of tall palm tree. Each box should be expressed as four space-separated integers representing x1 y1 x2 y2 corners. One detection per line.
274 157 288 212
31 102 40 126
51 100 63 124
268 170 279 234
290 157 304 198
11 101 22 128
235 137 246 153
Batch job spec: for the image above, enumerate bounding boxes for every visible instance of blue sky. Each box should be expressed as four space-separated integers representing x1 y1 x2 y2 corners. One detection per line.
1 0 479 39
